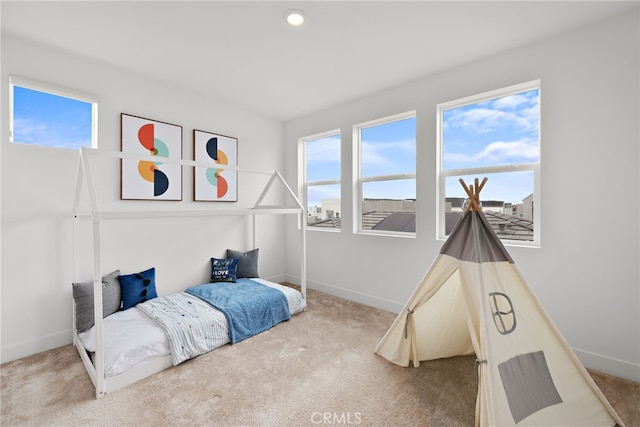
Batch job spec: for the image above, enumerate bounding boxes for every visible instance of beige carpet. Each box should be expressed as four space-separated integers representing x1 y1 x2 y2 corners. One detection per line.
2 287 639 426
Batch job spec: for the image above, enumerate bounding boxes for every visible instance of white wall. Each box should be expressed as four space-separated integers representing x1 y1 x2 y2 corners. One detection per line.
284 12 639 381
1 33 288 362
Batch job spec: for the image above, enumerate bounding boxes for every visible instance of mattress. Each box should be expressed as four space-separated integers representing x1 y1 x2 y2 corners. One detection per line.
78 279 306 378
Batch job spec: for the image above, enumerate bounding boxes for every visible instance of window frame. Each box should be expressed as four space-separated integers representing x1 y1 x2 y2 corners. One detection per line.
300 129 342 232
354 110 417 238
9 75 99 149
436 80 541 247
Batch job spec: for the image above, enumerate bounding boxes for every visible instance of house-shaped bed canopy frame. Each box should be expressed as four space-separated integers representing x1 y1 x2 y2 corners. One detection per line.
72 146 306 398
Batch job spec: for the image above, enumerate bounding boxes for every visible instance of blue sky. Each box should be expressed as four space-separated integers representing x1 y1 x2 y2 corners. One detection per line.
305 134 341 182
16 82 538 208
305 117 416 183
443 88 539 204
12 86 92 149
360 117 416 177
442 89 539 169
306 88 539 207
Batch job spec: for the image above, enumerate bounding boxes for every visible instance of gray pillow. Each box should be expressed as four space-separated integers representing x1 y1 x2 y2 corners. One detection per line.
226 248 259 278
72 270 121 332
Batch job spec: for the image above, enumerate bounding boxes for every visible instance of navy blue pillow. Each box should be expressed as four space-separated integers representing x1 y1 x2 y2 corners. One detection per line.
210 258 239 283
118 267 158 310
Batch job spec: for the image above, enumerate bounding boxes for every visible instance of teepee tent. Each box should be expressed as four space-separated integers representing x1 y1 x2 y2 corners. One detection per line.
375 178 623 426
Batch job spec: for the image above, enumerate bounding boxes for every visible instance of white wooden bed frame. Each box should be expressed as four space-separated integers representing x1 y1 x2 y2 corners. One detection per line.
72 147 307 399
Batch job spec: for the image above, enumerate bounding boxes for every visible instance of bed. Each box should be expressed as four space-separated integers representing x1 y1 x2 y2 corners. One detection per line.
72 147 308 398
76 277 306 379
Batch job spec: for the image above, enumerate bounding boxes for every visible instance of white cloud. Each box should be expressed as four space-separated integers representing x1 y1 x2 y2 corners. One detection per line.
444 151 475 164
477 140 539 162
446 107 509 133
445 90 539 135
306 136 340 163
361 142 387 167
447 107 539 134
444 139 539 164
361 138 415 168
13 117 91 149
13 118 49 142
492 93 529 109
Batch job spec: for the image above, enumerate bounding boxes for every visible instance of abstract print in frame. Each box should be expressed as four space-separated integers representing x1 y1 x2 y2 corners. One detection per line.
121 114 183 200
193 129 238 202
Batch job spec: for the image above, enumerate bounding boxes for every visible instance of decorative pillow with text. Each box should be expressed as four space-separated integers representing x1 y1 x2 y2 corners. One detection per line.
210 257 239 283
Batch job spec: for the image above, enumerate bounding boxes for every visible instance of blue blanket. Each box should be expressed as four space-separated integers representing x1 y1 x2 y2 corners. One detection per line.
185 278 291 344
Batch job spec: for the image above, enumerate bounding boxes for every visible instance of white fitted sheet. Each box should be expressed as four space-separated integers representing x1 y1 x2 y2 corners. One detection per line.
79 279 306 378
79 307 170 378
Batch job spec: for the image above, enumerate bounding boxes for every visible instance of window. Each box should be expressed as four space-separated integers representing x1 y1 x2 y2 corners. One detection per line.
355 112 416 235
437 80 540 246
302 130 341 229
9 75 97 149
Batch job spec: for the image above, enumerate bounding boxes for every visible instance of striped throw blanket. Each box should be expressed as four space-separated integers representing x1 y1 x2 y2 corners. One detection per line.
137 293 229 365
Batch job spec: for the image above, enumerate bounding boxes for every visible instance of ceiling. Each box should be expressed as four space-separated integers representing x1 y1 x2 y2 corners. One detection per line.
2 1 637 122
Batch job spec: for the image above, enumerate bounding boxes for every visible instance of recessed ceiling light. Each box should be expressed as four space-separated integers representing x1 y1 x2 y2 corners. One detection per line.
285 9 306 28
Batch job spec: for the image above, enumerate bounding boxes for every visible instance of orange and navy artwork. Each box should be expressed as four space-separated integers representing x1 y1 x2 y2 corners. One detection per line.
205 137 229 198
137 123 170 196
121 114 183 200
194 129 237 202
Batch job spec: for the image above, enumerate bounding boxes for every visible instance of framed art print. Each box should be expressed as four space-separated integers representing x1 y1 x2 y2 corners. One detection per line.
193 129 238 202
121 114 183 200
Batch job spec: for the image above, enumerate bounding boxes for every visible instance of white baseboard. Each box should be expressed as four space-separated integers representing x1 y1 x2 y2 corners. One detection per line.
574 348 640 383
1 330 72 364
5 281 639 384
286 274 640 383
285 274 403 314
265 274 287 284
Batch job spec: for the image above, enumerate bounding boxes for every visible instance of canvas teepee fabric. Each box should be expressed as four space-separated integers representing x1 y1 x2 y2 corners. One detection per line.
374 179 623 426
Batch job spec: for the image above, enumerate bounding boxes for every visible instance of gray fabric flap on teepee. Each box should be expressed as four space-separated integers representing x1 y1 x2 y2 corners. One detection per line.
440 211 514 264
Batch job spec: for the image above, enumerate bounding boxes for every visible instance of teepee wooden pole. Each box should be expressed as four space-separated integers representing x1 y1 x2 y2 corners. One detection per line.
459 179 480 211
476 177 487 194
459 177 487 212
